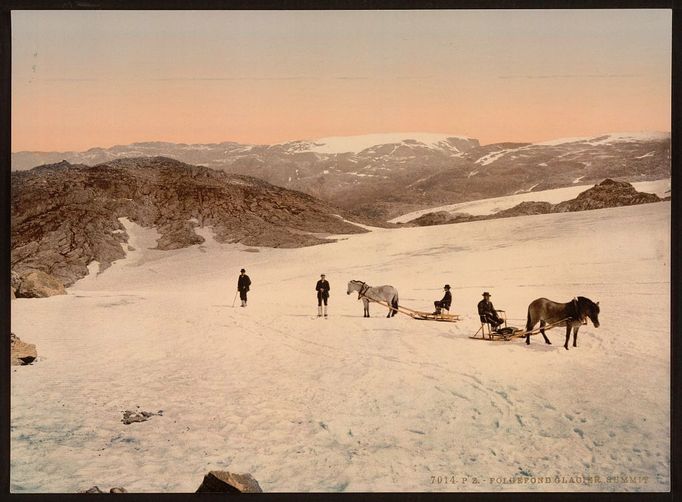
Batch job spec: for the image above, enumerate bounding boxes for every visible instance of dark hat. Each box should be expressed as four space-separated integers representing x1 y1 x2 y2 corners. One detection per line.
321 273 326 277
444 284 450 289
482 291 491 296
240 269 246 273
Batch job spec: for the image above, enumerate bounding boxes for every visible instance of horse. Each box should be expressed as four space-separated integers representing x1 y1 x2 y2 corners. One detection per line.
525 296 600 350
346 280 399 318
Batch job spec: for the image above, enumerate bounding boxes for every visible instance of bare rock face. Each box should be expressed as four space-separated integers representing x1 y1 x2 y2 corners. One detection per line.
11 157 368 290
15 270 66 298
11 333 37 365
196 471 263 493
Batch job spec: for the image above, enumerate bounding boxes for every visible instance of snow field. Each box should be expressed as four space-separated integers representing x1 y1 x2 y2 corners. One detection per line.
11 201 670 492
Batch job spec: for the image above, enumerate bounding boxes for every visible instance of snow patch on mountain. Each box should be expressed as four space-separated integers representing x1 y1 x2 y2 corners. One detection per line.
290 133 474 154
535 131 669 147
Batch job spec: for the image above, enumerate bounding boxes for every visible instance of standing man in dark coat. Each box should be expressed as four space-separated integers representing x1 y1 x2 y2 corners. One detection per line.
237 268 251 307
315 274 330 317
478 291 503 329
433 284 452 314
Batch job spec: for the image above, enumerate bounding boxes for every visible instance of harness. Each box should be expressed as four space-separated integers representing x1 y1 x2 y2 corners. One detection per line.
357 281 370 299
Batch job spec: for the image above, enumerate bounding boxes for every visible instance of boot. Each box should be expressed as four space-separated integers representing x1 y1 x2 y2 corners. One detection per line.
317 306 322 317
241 299 245 307
323 305 328 317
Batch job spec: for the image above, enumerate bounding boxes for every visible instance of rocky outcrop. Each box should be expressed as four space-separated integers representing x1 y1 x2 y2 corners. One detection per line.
15 270 66 298
495 201 553 218
121 409 163 425
11 333 37 365
11 157 369 290
196 471 263 493
409 211 479 226
552 178 662 213
408 180 663 227
80 486 127 493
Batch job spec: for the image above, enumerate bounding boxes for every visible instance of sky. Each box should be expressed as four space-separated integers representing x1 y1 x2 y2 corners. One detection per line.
11 9 672 152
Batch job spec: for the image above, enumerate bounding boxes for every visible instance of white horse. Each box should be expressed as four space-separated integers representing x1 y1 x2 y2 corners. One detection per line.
347 280 399 318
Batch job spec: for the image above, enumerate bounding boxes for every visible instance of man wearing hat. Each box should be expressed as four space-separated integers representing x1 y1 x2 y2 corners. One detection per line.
478 292 503 329
433 284 452 315
315 274 331 317
237 268 251 307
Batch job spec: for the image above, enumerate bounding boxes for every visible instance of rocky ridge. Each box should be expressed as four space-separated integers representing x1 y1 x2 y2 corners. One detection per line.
407 179 666 227
11 157 368 290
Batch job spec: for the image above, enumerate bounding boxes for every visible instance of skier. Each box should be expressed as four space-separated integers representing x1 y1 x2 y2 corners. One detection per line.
237 269 251 307
433 284 452 314
315 274 330 317
478 291 504 329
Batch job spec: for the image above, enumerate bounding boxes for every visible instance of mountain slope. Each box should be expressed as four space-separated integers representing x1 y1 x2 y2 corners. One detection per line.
11 157 368 288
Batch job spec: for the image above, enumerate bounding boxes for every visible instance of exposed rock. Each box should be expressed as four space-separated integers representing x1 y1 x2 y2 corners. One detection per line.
79 486 126 493
408 180 664 227
552 178 661 213
11 333 37 365
11 157 369 288
196 471 263 493
495 201 553 217
15 270 66 298
121 409 163 425
80 486 104 493
408 211 478 227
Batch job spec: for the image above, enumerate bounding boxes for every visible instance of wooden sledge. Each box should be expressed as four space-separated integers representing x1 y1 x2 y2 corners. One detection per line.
470 312 575 342
362 296 461 322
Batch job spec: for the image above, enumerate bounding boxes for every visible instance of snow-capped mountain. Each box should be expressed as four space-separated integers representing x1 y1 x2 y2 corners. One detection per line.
12 131 670 220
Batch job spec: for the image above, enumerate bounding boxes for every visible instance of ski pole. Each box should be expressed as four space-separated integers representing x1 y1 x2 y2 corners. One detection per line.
232 291 238 307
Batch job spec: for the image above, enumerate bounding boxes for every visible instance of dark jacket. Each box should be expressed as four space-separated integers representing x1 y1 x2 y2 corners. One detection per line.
238 274 251 292
439 290 452 309
477 299 498 321
316 280 330 297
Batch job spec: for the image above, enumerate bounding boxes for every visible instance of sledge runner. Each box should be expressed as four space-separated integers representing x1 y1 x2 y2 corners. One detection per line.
316 274 330 317
433 284 452 315
478 291 503 329
237 269 251 307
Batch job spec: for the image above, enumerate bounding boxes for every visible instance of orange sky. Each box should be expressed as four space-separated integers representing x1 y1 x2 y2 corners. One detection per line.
12 10 671 151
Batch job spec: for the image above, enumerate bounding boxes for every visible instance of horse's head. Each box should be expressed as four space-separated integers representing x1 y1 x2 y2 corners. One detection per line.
347 280 359 295
578 297 600 327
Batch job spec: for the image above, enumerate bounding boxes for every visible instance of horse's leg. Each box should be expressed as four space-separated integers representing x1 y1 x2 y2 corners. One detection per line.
564 325 571 350
364 299 370 318
540 320 551 345
573 326 579 347
525 311 534 345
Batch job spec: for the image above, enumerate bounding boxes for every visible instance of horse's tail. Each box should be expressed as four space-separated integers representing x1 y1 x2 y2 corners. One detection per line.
392 293 399 311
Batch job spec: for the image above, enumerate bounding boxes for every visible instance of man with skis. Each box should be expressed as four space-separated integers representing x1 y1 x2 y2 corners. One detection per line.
315 274 330 317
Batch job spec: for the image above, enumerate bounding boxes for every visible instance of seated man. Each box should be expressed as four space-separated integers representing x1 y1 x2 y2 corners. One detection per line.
433 284 452 315
477 291 504 329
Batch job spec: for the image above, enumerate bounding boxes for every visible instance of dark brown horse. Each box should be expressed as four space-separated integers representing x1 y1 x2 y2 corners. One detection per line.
525 297 600 350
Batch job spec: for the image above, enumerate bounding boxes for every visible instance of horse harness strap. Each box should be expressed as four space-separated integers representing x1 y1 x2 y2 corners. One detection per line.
358 282 370 299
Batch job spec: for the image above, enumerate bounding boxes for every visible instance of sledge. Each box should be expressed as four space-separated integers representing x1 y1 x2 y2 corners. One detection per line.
362 296 461 322
470 310 578 342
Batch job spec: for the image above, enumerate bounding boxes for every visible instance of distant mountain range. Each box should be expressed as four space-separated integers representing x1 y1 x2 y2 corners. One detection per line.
12 131 670 219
